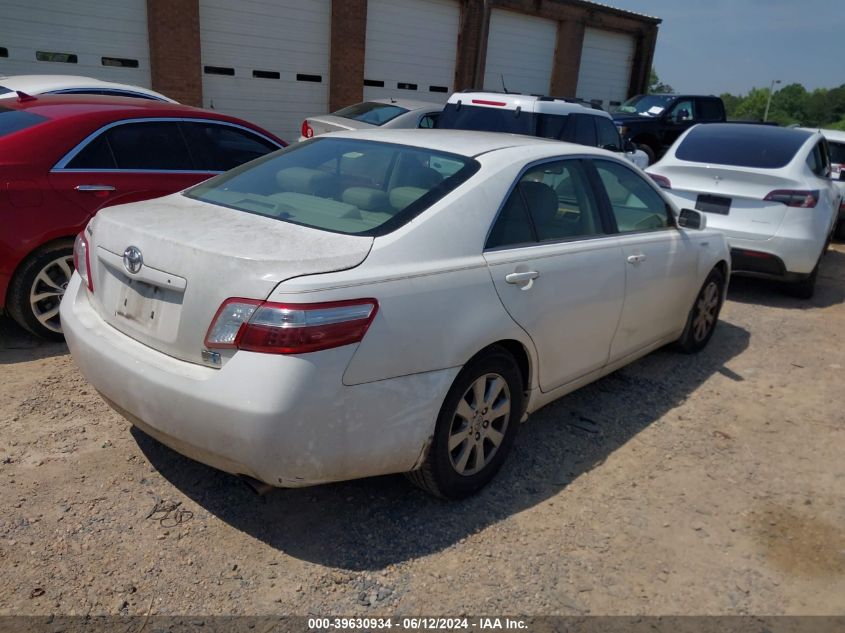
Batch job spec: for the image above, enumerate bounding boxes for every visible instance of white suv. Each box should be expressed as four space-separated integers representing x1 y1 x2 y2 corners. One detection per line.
436 91 649 169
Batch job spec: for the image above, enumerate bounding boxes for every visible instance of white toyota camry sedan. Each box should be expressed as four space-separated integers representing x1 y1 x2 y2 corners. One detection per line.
61 130 729 499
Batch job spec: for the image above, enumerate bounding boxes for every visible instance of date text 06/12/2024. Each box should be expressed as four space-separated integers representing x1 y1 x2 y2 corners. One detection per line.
307 617 529 630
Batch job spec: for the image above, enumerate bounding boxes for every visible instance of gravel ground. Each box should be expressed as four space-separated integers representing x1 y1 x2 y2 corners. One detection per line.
1 245 843 617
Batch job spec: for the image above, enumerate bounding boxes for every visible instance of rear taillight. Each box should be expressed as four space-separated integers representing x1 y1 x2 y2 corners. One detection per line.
301 119 313 139
73 232 93 291
763 190 819 208
205 298 378 355
647 173 671 189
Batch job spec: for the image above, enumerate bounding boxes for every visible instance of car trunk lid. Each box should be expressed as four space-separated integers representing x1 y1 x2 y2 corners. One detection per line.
86 193 373 365
655 164 803 240
306 115 372 138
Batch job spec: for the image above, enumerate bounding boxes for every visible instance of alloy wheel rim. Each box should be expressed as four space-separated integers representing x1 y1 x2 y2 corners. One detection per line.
447 372 511 476
692 280 720 343
29 255 74 333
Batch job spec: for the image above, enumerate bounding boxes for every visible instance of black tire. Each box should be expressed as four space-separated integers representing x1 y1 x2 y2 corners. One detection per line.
834 220 845 242
407 346 524 499
6 241 75 341
637 143 656 166
786 262 819 300
676 267 725 354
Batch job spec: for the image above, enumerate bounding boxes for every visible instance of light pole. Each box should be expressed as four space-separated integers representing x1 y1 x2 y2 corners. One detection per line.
763 79 781 122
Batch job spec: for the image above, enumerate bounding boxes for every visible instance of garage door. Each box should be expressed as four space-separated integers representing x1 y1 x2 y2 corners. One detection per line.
483 10 557 95
0 0 151 87
199 0 330 144
363 0 458 103
576 28 635 108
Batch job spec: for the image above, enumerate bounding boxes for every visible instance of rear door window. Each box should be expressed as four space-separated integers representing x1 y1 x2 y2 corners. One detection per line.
487 159 605 248
106 121 194 170
180 122 279 171
66 134 117 169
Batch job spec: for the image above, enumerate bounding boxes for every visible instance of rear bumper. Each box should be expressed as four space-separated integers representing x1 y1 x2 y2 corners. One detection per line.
722 232 824 277
60 274 456 487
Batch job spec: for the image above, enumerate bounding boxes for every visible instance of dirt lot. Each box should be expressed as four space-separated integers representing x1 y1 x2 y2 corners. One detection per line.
1 246 844 617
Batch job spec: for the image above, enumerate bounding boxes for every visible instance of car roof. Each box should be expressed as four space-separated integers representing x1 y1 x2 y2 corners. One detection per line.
798 127 845 143
0 94 285 145
445 91 604 116
315 128 610 158
685 123 815 143
5 93 229 119
0 74 171 100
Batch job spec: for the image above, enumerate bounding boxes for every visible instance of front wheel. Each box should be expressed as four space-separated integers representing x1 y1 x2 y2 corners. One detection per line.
407 346 524 499
6 242 75 340
637 143 656 166
676 268 725 354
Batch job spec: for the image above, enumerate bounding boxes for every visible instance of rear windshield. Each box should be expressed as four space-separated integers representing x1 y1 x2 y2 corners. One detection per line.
436 103 536 135
0 106 48 137
675 124 811 169
332 102 408 126
185 137 479 236
828 141 845 164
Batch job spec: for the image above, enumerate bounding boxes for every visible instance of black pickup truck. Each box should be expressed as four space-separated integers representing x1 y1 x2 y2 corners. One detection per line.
612 94 726 164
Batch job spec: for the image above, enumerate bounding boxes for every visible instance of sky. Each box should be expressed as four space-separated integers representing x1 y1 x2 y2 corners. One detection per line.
602 0 843 96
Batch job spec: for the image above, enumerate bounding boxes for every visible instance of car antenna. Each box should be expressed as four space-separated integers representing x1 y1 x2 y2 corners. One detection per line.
16 90 37 102
501 75 510 94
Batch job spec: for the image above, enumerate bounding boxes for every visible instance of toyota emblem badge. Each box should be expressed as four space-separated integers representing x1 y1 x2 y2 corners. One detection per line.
123 246 143 274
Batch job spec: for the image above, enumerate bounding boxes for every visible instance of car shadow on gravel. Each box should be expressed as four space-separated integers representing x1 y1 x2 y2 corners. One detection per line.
0 316 67 364
134 320 750 571
727 248 845 310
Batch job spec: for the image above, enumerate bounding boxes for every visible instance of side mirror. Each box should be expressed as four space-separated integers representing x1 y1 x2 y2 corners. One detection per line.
678 208 706 230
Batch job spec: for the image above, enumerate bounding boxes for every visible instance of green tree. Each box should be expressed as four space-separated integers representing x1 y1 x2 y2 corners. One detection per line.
648 68 674 94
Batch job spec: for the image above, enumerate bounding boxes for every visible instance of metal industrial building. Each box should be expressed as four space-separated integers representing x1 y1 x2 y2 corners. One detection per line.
0 0 661 142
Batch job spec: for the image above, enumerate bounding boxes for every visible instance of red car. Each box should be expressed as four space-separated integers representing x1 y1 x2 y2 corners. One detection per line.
0 94 286 339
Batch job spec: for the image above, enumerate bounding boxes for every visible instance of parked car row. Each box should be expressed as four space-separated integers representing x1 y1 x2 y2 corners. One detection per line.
2 73 840 501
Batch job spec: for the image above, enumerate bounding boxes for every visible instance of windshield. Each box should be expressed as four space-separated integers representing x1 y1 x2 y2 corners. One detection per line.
332 102 409 126
675 124 810 169
0 107 49 137
615 95 675 117
436 103 536 135
185 137 479 236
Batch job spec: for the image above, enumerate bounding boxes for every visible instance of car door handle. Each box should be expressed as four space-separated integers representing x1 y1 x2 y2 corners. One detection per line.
626 254 646 265
75 184 116 192
505 271 540 284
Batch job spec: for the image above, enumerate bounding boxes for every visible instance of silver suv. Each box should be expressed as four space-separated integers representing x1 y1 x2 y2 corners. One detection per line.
436 91 649 169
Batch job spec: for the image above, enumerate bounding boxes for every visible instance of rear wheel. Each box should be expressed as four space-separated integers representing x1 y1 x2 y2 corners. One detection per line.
407 346 524 499
786 262 819 300
7 242 75 340
676 268 724 353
